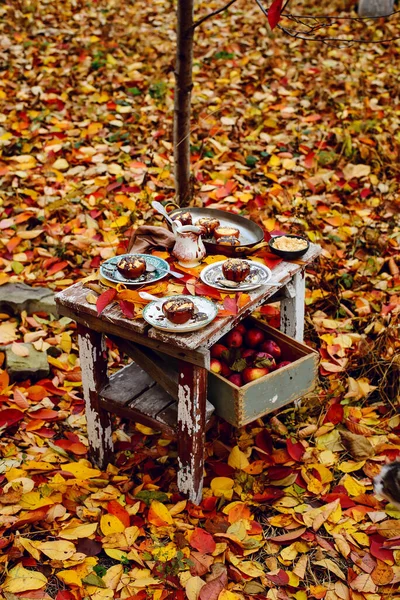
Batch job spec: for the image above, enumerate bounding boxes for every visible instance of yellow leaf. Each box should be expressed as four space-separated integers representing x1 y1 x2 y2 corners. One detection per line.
103 564 123 590
268 155 280 167
104 548 129 562
152 542 177 562
236 560 264 578
11 342 30 357
218 591 243 600
185 575 206 600
19 537 41 560
338 460 366 473
148 500 174 526
135 423 157 435
57 569 83 587
39 540 76 561
62 461 102 479
3 565 47 593
19 491 55 510
100 514 126 536
313 559 346 580
210 477 234 500
342 474 367 497
110 215 129 229
59 522 98 540
0 321 18 344
60 332 72 353
287 572 300 587
228 446 249 470
203 255 229 265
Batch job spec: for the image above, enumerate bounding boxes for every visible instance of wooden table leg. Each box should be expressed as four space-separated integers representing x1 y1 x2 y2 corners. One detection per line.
177 361 207 505
280 270 306 342
77 324 113 469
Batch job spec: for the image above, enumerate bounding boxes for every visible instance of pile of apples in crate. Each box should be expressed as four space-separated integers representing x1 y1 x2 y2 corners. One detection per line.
210 323 291 387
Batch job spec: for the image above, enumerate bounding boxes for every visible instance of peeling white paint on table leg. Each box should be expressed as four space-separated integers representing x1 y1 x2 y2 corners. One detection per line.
78 328 113 468
177 362 207 504
280 270 306 342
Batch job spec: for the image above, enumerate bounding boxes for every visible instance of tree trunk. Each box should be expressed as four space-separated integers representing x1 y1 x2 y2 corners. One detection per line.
358 0 394 16
174 0 194 206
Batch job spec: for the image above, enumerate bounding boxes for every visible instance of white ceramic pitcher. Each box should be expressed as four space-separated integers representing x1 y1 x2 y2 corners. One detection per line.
172 220 206 267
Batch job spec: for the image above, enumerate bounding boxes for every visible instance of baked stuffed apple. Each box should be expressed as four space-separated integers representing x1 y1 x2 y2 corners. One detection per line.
117 256 146 279
162 297 195 324
222 258 250 283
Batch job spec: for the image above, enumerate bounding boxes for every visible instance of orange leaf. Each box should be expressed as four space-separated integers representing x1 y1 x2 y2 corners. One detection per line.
189 528 216 554
107 500 130 528
148 500 173 526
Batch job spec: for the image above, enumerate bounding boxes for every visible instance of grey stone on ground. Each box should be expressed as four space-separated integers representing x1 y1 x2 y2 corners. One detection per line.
0 283 57 316
5 343 50 381
358 0 394 16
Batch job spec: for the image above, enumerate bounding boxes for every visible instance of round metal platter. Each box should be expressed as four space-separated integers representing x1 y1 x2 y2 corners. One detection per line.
169 208 264 256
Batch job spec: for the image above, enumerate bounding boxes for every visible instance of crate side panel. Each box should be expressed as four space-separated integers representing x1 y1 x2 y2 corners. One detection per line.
240 354 318 426
207 374 240 426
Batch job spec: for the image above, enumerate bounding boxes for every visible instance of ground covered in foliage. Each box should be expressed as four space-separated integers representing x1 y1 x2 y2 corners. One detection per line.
0 0 400 599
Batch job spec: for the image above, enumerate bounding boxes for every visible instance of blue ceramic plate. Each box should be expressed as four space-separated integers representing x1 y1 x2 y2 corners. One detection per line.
100 254 170 288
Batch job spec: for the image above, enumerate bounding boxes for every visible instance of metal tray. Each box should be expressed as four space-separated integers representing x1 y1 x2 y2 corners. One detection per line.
169 207 265 256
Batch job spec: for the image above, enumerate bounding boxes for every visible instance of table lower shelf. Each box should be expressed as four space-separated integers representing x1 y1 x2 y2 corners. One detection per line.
100 361 215 437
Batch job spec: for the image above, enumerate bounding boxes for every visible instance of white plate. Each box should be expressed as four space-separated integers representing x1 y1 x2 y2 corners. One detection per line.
100 254 170 288
142 295 218 332
200 260 272 291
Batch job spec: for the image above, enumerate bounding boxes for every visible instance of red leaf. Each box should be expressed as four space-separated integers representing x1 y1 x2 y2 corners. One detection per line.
323 403 344 425
47 260 69 276
268 528 307 544
119 299 135 319
268 0 283 30
56 592 76 600
199 569 228 600
29 409 59 420
304 151 316 169
252 488 284 503
255 429 274 455
190 527 216 554
107 499 131 528
189 551 214 577
370 539 394 563
287 439 305 462
0 408 24 429
195 283 222 300
96 288 117 315
265 569 289 585
223 297 238 315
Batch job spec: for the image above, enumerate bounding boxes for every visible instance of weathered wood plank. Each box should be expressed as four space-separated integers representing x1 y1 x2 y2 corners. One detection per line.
129 384 175 416
280 270 306 342
99 396 175 437
56 282 147 333
177 362 207 505
56 304 210 368
109 336 179 400
101 361 155 404
77 325 113 468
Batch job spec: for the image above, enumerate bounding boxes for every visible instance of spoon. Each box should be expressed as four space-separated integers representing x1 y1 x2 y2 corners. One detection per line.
145 263 184 279
152 200 174 227
139 292 160 302
218 278 280 288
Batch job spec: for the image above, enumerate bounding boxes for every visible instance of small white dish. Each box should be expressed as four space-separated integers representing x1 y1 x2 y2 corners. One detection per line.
142 295 218 332
200 260 272 291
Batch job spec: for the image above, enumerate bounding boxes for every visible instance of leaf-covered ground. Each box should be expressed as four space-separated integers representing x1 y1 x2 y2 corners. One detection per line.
0 1 400 599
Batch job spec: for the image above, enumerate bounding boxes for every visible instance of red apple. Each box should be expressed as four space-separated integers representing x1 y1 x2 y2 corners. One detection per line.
277 361 292 369
242 367 269 384
210 359 222 374
259 340 281 360
241 348 256 364
234 324 246 335
254 352 276 370
244 328 265 348
225 330 243 348
221 363 232 377
211 344 229 359
229 373 243 387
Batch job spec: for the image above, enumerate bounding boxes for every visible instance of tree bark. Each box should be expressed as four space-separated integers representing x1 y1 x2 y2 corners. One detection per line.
174 0 194 206
358 0 394 16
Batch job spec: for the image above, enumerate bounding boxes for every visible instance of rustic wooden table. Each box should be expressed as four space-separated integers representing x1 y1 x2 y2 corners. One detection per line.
55 243 321 503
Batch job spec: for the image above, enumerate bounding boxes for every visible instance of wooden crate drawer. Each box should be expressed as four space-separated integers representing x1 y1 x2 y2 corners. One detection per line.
208 318 318 427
